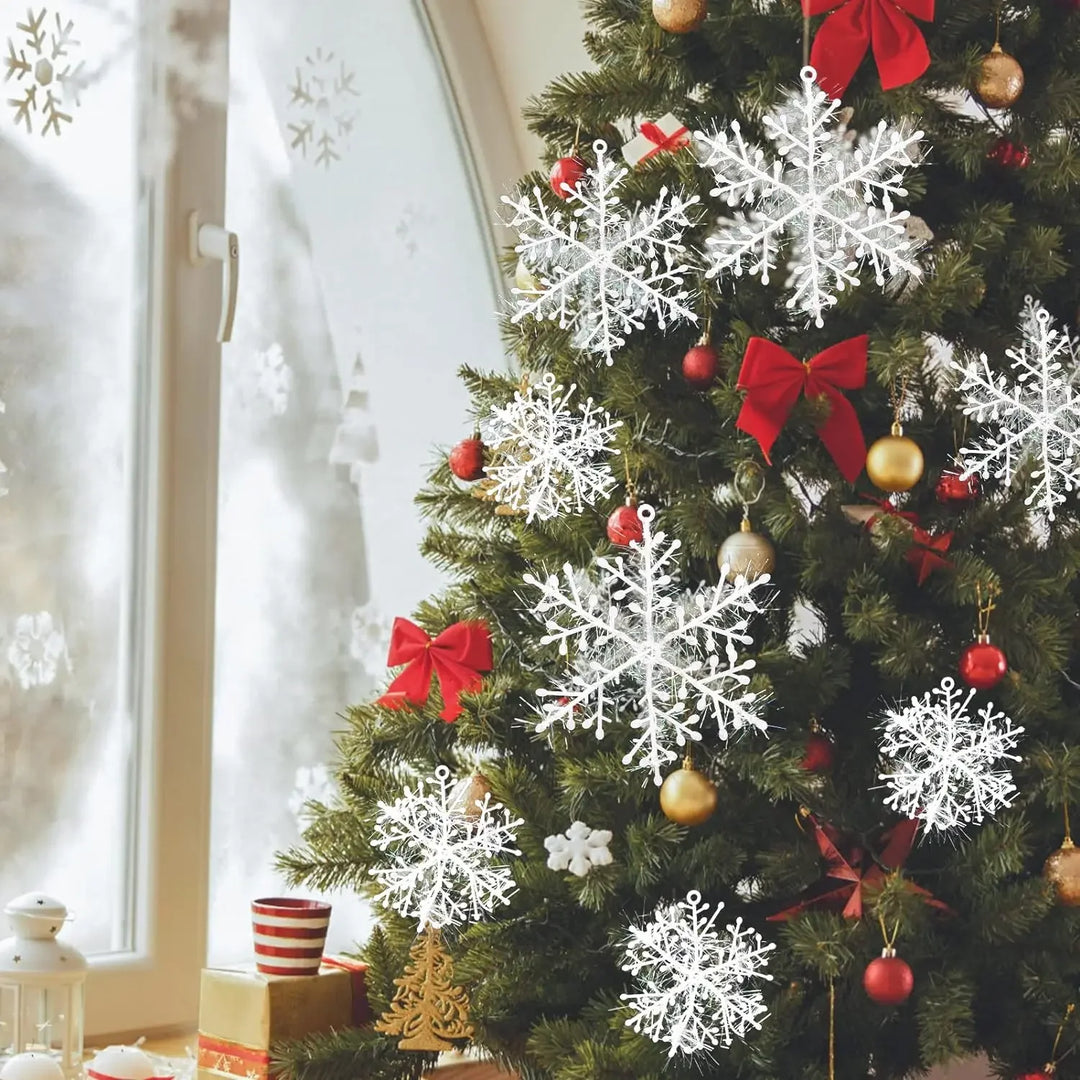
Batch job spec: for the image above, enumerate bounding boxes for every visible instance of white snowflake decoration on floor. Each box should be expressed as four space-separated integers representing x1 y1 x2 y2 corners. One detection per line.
288 763 337 829
544 820 614 877
620 890 774 1057
5 7 85 135
503 139 699 365
286 47 359 169
697 66 923 327
526 504 769 785
951 298 1080 521
370 765 523 929
7 611 70 689
484 373 621 522
878 676 1023 833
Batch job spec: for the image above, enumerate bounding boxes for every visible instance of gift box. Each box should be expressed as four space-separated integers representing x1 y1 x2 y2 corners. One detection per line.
197 958 369 1080
621 113 691 166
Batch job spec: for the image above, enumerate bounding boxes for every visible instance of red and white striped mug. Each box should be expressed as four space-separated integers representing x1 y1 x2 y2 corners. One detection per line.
251 897 331 975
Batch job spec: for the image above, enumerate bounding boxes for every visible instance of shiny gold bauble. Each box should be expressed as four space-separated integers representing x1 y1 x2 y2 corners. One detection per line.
718 518 775 582
651 0 707 34
514 258 542 296
975 43 1025 110
1044 837 1080 906
865 422 924 492
659 762 717 826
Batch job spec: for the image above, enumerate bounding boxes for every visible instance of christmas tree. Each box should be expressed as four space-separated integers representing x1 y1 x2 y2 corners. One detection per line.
277 2 1080 1078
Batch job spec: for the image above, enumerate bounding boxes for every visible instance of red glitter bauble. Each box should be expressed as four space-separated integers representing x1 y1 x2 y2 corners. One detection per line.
607 502 644 546
959 638 1008 690
801 732 834 773
681 344 719 389
449 437 485 482
935 469 980 505
987 137 1031 169
549 156 587 199
863 953 914 1006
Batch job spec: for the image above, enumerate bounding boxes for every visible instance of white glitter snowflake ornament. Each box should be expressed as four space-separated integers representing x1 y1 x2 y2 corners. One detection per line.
286 46 359 168
370 765 523 929
503 139 699 365
483 373 621 522
544 821 614 878
526 504 769 785
952 298 1080 521
697 66 923 327
621 890 775 1057
5 7 85 135
878 677 1023 833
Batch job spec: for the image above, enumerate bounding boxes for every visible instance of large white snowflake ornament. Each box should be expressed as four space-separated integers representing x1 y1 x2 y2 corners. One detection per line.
5 7 85 135
697 66 923 327
286 47 359 169
951 298 1080 521
544 820 614 878
483 373 621 522
370 765 523 929
878 677 1023 833
526 504 769 785
503 139 699 366
621 890 775 1057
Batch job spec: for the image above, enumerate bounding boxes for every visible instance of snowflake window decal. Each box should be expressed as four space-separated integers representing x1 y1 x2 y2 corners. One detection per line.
482 373 621 523
525 503 769 785
620 890 775 1057
503 139 700 366
951 297 1080 521
370 765 523 929
5 7 85 136
696 66 924 327
286 47 359 169
877 676 1023 833
7 611 71 689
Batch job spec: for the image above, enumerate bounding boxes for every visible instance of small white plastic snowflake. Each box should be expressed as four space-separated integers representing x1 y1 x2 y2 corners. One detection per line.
286 47 359 168
288 763 337 828
4 7 84 135
621 890 775 1057
483 373 621 522
952 298 1080 521
878 676 1023 833
370 765 523 929
503 139 699 365
7 611 70 689
697 66 923 327
525 504 769 785
544 821 614 877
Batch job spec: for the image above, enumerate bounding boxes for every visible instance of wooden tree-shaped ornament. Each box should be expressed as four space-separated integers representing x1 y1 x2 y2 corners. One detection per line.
375 926 475 1051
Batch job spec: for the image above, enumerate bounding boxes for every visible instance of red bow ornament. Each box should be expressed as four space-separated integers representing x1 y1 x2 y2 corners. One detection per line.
803 0 934 96
377 618 493 723
736 335 868 483
906 526 953 585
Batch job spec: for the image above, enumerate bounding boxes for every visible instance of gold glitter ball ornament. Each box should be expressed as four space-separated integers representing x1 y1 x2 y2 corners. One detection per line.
866 422 924 492
975 42 1025 110
659 759 718 825
718 517 775 582
652 0 708 34
1044 837 1080 906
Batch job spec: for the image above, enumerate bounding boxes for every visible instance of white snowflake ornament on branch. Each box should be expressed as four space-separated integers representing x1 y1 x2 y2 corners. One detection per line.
544 821 614 877
697 66 923 327
878 677 1023 833
525 504 769 785
370 765 523 929
503 139 700 366
483 373 621 522
620 890 775 1057
5 7 85 135
951 297 1080 521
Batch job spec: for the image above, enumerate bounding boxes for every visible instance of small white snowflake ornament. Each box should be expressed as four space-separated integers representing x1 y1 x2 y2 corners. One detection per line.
4 7 84 135
370 765 523 928
621 890 775 1057
697 66 923 327
544 821 613 877
951 298 1080 521
878 677 1023 833
483 373 621 522
503 139 699 365
526 504 769 785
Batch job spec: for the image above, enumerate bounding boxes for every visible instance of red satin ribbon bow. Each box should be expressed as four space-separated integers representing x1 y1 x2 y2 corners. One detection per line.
803 0 934 96
638 120 690 160
906 526 953 585
858 493 919 529
736 335 868 483
376 617 493 723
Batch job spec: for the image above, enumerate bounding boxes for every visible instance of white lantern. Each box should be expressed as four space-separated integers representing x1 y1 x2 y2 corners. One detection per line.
0 894 86 1080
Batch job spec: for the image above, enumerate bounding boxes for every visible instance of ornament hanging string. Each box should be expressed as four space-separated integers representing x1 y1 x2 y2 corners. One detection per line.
975 581 1000 638
828 978 836 1080
734 459 767 523
877 912 901 951
1049 1003 1076 1070
698 311 713 347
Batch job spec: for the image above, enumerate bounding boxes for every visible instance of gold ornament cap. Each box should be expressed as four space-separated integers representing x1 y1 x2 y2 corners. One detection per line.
652 0 708 33
659 759 718 826
975 42 1025 110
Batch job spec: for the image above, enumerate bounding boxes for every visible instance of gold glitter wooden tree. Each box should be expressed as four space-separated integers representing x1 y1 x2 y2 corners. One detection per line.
375 926 475 1052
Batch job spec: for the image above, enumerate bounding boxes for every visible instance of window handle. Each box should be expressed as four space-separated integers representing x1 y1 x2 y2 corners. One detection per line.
188 211 239 343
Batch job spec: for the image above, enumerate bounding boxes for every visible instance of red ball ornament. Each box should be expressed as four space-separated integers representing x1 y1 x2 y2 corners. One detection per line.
607 501 644 546
682 344 719 389
987 137 1031 169
863 950 914 1006
1016 1073 1054 1080
549 156 587 199
935 468 980 505
801 732 834 773
449 437 485 482
959 636 1008 690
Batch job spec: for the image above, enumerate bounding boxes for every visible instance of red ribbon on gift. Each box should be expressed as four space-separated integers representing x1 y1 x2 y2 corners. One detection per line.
376 618 493 723
322 956 372 1026
638 120 691 160
769 814 950 921
906 526 953 585
803 0 934 96
736 335 868 483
